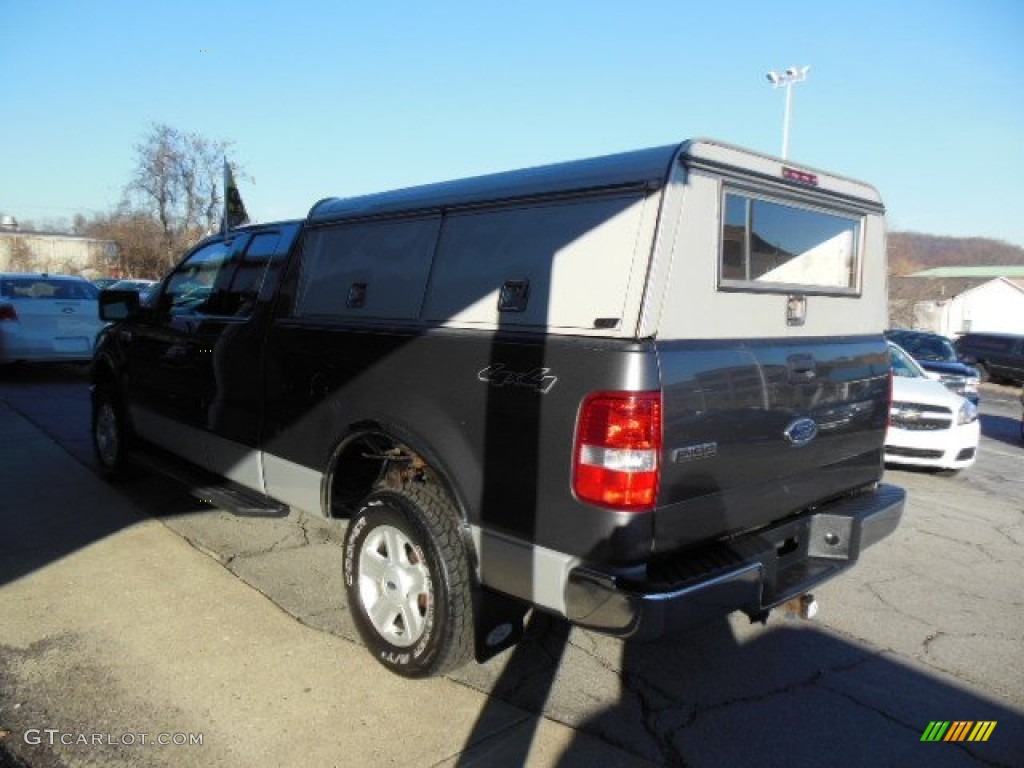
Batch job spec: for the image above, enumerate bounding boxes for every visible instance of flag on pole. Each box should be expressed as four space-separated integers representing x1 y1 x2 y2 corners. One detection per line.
222 158 250 235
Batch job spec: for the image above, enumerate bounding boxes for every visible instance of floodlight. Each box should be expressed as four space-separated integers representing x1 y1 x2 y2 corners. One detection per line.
765 65 811 159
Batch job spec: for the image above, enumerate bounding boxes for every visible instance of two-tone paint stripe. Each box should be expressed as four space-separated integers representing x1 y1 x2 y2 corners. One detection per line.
920 721 997 742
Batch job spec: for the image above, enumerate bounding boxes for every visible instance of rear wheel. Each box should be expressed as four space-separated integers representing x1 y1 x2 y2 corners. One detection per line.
343 485 474 678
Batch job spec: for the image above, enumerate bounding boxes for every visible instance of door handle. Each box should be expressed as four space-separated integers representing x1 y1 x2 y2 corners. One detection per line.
787 354 817 382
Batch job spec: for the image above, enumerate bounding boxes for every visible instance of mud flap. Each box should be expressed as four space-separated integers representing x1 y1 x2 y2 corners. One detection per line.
474 586 529 663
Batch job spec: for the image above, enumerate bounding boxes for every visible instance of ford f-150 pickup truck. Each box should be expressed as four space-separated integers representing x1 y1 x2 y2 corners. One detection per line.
92 138 905 677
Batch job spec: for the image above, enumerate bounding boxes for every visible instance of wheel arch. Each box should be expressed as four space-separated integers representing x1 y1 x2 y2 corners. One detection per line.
90 353 130 427
322 419 476 530
90 352 120 393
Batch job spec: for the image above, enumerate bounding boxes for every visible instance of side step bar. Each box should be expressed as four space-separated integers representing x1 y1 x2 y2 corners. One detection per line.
131 447 289 518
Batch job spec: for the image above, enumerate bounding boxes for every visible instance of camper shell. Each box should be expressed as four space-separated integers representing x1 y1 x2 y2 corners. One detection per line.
306 139 888 338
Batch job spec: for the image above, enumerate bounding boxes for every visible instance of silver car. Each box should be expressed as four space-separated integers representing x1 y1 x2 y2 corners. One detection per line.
0 273 105 364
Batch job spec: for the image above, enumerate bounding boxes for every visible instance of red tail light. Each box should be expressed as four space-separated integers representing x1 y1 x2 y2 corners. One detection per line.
573 391 661 511
0 303 17 321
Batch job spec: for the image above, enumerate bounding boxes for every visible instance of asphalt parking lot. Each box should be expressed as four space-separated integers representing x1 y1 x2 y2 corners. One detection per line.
1 364 1022 767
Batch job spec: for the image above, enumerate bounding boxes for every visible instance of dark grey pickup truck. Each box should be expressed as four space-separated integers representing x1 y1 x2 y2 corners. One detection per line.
92 138 905 677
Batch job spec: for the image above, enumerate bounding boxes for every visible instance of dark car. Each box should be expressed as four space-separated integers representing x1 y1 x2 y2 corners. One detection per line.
954 332 1024 385
884 329 980 404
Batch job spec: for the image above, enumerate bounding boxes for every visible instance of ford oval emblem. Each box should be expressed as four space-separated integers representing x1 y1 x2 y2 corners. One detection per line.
784 417 818 447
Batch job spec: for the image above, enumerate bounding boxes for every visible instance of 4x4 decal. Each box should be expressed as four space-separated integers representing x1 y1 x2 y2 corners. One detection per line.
477 364 558 394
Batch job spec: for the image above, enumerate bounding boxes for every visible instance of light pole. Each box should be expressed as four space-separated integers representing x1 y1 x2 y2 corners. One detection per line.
766 66 810 160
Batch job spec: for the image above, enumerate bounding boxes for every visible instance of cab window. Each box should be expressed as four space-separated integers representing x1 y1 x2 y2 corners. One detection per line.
164 240 232 314
220 232 280 316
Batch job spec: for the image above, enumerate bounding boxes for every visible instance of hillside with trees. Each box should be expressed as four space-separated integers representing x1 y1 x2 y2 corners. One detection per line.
888 232 1024 276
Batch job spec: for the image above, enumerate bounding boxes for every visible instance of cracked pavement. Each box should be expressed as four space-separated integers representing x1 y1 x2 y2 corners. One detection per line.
1 367 1022 766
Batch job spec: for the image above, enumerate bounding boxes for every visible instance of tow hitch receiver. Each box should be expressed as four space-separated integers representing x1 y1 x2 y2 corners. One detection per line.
782 593 818 620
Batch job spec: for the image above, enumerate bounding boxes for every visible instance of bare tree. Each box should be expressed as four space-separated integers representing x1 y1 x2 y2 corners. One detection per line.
81 208 168 279
7 238 34 272
123 124 240 266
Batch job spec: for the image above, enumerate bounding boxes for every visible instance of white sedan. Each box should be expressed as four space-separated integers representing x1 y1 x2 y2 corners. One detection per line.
886 342 980 471
0 273 105 365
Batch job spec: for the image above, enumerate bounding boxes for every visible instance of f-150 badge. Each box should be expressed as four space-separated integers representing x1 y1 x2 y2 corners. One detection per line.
477 364 558 394
672 442 718 463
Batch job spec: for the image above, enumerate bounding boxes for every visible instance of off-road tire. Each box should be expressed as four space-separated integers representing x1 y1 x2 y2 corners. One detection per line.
343 485 474 678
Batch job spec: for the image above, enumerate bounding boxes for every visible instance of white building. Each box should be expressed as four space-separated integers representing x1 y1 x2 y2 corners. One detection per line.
0 217 117 277
914 277 1024 336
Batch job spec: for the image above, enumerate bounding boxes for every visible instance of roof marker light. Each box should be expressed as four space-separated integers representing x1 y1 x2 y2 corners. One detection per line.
782 167 819 186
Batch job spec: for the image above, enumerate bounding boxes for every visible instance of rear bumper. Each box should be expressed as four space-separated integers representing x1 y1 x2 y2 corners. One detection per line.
564 483 905 639
0 329 97 363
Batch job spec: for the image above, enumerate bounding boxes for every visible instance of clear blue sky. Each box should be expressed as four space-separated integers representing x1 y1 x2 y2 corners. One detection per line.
2 0 1023 247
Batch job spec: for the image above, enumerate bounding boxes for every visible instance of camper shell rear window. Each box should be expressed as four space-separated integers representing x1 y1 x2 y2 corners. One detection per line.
719 189 862 295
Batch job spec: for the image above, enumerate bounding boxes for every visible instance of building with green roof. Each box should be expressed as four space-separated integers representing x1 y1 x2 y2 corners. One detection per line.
911 266 1024 279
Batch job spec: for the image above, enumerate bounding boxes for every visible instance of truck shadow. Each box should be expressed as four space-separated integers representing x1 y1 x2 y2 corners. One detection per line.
455 613 1024 767
0 367 275 587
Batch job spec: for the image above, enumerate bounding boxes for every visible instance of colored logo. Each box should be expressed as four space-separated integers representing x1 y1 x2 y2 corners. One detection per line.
783 417 818 447
920 721 996 742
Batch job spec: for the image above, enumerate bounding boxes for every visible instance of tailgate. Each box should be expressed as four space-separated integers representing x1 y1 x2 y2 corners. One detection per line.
654 335 890 551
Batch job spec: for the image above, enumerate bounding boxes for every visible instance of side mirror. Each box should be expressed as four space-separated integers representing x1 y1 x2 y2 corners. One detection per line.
99 289 141 322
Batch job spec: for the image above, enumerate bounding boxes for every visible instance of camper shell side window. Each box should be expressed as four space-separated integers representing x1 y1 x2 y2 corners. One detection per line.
295 216 441 321
423 191 649 330
292 188 657 334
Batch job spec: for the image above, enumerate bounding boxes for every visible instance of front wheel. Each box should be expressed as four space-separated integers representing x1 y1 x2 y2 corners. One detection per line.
343 485 474 678
91 385 133 480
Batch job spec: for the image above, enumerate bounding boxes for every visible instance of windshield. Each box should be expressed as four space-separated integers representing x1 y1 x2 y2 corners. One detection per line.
889 343 926 379
1 277 98 300
893 333 957 362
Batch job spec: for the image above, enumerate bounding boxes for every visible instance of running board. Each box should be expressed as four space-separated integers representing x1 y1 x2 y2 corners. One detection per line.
131 447 289 518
